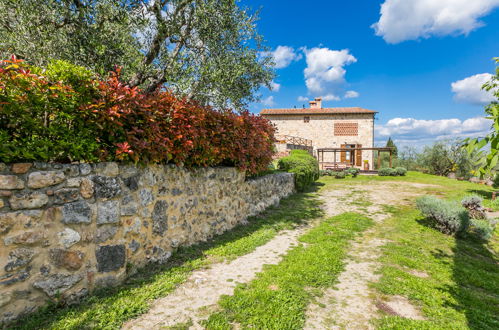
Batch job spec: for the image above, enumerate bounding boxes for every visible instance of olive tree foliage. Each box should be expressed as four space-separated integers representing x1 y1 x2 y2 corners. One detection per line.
465 58 499 175
0 0 274 110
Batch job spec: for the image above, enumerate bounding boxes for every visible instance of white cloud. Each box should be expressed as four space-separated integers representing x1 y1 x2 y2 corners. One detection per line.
321 94 341 101
261 96 275 107
344 90 360 99
303 47 357 95
269 81 281 92
372 0 499 43
297 96 309 102
264 46 302 69
451 73 496 105
376 116 492 146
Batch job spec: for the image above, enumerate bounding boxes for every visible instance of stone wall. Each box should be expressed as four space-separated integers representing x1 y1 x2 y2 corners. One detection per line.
0 162 294 324
263 113 375 169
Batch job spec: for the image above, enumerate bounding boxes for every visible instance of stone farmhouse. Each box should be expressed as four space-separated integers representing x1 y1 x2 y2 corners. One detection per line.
261 98 384 171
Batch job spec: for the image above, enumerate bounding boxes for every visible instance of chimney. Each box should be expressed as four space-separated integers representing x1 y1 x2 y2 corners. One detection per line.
309 97 322 109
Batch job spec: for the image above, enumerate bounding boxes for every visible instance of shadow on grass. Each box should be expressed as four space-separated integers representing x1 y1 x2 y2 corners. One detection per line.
10 183 325 330
451 235 499 329
417 216 499 329
466 189 493 200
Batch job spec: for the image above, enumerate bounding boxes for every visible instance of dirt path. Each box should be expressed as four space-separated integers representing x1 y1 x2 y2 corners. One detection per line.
123 226 308 329
304 181 434 329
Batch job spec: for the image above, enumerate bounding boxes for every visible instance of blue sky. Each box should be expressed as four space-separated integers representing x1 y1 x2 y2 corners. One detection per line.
242 0 499 147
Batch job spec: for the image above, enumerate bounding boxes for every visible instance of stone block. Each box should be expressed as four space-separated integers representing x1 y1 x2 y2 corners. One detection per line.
11 163 32 174
0 291 12 307
49 249 84 271
95 225 118 243
57 228 81 248
62 201 92 224
5 248 35 272
27 171 65 189
0 268 31 286
4 231 43 246
79 178 94 199
33 273 83 297
92 176 121 199
95 162 119 177
66 177 82 187
53 188 79 204
139 188 153 206
79 163 92 176
95 245 126 272
121 196 138 216
0 175 24 190
152 200 168 236
123 175 139 191
97 201 119 224
128 240 140 254
9 192 49 210
0 199 4 209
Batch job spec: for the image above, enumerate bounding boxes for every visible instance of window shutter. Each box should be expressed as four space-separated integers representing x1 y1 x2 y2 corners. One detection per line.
340 144 346 162
356 144 362 166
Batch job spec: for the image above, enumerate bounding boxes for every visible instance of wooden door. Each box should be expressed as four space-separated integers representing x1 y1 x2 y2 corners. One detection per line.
355 144 362 166
340 144 346 163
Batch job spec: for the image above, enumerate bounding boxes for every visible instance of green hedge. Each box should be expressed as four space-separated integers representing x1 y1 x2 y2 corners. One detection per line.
278 150 319 191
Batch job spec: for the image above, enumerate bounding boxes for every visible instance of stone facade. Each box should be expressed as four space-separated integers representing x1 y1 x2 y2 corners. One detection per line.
0 163 294 324
261 100 376 169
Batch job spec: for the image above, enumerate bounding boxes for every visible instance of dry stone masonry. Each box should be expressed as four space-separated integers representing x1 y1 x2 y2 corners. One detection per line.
0 162 294 324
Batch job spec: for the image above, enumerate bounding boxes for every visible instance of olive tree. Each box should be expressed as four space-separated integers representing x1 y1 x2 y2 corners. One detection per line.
465 58 499 175
0 0 274 110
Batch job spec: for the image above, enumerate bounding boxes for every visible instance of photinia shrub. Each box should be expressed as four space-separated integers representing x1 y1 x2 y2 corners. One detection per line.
0 57 275 175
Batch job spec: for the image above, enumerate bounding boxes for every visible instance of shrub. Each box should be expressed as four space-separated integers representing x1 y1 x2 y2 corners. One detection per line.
493 174 499 189
469 219 495 240
0 57 276 175
461 195 487 219
346 167 360 177
378 168 395 176
335 171 346 179
278 150 319 191
394 167 407 176
416 196 470 235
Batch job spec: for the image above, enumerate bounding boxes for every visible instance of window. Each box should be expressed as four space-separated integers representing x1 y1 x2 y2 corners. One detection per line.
334 122 358 136
304 116 310 123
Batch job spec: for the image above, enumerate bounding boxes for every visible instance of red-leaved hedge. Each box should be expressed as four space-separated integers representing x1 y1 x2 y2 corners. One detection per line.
0 56 275 174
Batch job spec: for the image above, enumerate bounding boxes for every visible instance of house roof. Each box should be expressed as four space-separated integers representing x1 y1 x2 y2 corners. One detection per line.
260 107 377 115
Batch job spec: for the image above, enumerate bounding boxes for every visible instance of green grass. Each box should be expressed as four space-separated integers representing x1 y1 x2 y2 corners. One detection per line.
204 212 373 330
11 188 324 330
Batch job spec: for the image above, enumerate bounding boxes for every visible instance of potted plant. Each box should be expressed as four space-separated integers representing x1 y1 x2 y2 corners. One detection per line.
363 159 369 171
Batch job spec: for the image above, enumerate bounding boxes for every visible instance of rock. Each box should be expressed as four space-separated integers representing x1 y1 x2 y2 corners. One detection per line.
95 225 118 243
0 291 12 307
64 164 80 177
53 188 79 204
447 172 457 180
0 175 25 190
0 199 4 209
124 218 141 235
0 268 31 286
120 165 139 178
9 192 48 210
40 265 51 276
5 248 35 272
151 246 172 264
27 171 65 189
49 249 84 271
57 228 81 248
11 163 32 174
95 245 126 272
79 163 92 176
152 200 169 236
66 177 82 188
95 162 119 177
171 188 182 196
80 178 94 199
65 288 88 305
62 201 91 224
97 200 119 224
92 176 121 199
139 188 153 206
0 211 40 234
0 190 12 197
128 240 140 254
4 231 43 246
123 175 139 191
121 196 138 216
95 275 120 288
33 273 83 297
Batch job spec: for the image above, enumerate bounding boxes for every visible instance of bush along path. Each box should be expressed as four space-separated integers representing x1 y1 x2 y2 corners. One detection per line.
11 191 323 330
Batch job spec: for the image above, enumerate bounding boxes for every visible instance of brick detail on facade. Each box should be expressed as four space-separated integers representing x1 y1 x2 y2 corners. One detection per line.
334 122 358 136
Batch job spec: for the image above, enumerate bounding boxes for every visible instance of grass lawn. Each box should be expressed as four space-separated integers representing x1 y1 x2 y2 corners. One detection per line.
204 212 373 329
11 190 323 330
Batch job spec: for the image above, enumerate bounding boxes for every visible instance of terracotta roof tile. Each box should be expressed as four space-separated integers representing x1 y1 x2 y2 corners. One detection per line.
260 107 377 115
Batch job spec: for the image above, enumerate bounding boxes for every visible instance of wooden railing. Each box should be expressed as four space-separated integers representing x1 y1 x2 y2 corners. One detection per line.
275 135 313 147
